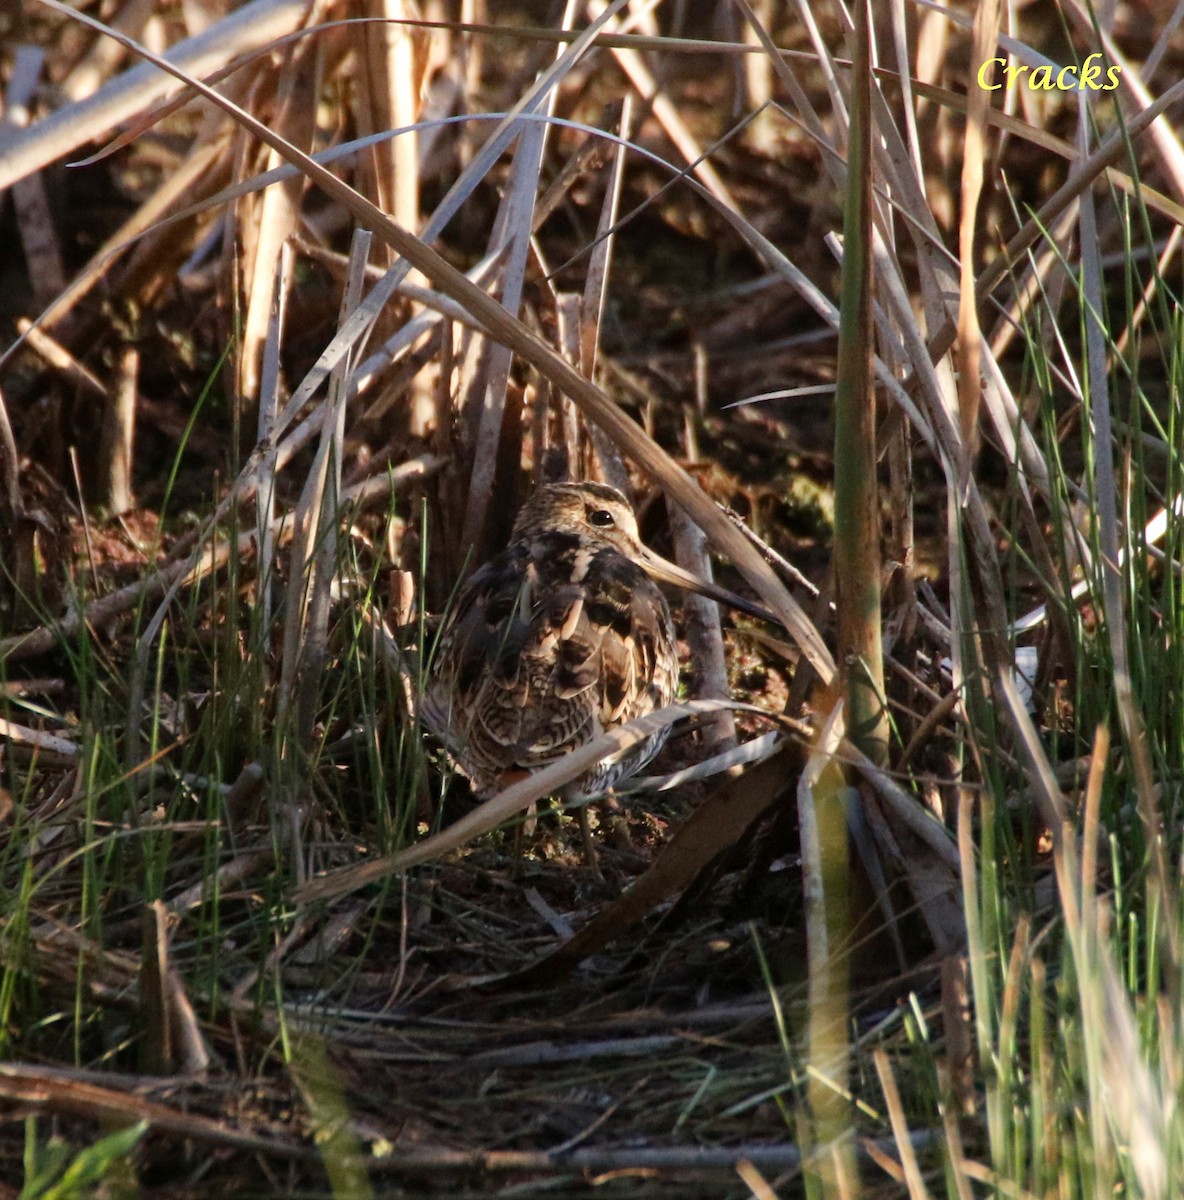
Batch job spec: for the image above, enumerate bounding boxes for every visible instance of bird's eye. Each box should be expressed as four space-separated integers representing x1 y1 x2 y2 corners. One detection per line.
588 509 615 527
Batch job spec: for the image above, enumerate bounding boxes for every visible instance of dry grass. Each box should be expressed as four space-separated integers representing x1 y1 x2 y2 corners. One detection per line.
2 2 1184 1196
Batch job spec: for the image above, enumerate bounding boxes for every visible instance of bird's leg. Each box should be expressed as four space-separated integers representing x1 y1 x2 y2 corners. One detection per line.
510 801 538 878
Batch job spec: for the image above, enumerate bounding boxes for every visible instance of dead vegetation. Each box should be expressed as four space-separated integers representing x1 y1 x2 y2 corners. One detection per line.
2 1 1184 1196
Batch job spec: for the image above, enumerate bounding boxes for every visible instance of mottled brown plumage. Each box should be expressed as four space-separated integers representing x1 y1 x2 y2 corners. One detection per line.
421 482 681 801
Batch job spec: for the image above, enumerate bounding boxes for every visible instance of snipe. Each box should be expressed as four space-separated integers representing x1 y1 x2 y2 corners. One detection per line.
420 481 750 802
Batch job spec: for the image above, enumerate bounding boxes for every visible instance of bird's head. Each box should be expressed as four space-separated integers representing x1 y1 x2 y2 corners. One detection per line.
510 481 776 624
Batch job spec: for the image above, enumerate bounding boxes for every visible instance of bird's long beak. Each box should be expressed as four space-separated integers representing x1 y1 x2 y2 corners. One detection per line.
635 546 778 625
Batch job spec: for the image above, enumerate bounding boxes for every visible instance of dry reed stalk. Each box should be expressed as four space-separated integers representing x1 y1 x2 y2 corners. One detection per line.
669 499 737 752
4 46 67 310
58 0 157 102
586 0 739 212
454 106 549 559
139 899 212 1075
955 0 1002 484
0 1062 313 1161
236 14 321 406
873 1047 933 1200
0 383 21 520
0 0 315 188
581 97 627 365
277 229 372 745
99 343 138 515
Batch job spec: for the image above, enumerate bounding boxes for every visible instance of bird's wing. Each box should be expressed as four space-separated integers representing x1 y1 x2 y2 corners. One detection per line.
422 542 677 785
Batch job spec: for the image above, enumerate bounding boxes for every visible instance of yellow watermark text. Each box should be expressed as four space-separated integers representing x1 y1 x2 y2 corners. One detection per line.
977 53 1120 93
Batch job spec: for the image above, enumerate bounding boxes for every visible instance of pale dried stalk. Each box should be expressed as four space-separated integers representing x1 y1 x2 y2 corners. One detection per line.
580 94 632 501
139 900 211 1075
0 383 20 518
580 95 629 379
735 1158 778 1200
0 0 314 189
668 500 736 752
100 343 138 515
555 293 584 478
954 0 1002 485
0 718 81 758
17 319 106 397
873 1048 933 1200
59 0 158 101
277 228 372 745
359 0 421 232
587 0 738 212
456 109 549 555
254 244 293 636
5 47 67 309
237 23 320 403
457 2 578 556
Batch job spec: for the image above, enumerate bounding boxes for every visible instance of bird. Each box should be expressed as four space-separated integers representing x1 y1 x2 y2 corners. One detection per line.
419 480 759 804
